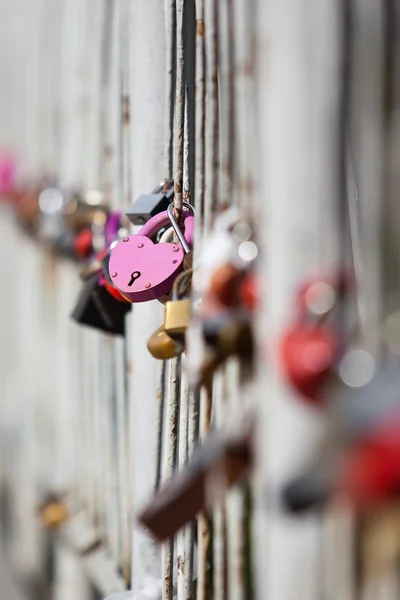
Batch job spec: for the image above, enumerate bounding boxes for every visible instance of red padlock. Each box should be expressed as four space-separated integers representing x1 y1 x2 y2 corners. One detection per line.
280 324 339 404
104 280 130 302
239 273 259 312
74 228 93 259
338 414 400 508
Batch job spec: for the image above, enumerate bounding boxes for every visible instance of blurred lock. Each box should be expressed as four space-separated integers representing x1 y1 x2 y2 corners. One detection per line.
338 416 400 508
200 312 254 384
280 325 339 405
63 193 107 233
209 263 244 309
138 417 253 541
15 189 40 228
74 227 94 259
279 275 352 405
239 273 259 311
39 501 69 529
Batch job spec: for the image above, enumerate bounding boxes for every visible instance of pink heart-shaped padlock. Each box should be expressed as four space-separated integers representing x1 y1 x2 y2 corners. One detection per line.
109 208 194 302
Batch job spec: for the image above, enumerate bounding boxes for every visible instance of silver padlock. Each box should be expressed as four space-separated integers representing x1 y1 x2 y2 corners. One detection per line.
126 180 174 225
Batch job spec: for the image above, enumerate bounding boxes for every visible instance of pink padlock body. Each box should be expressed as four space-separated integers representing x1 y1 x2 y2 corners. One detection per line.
109 235 185 302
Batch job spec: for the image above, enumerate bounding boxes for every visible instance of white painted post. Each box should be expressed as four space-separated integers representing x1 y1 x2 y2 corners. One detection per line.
128 0 167 592
254 1 342 600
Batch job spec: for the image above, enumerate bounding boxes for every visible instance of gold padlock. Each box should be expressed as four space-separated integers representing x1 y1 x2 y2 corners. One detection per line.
147 325 184 359
164 269 193 340
39 501 69 529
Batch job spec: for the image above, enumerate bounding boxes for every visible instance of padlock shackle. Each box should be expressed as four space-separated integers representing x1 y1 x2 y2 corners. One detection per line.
139 204 195 250
167 202 195 254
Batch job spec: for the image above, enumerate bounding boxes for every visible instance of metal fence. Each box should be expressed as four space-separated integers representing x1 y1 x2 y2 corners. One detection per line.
0 1 399 599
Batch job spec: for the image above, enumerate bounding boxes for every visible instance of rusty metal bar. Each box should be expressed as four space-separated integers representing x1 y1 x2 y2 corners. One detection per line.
164 0 176 179
231 0 256 216
212 371 226 600
194 0 205 238
176 357 195 600
203 0 219 231
119 0 132 210
225 359 244 600
162 356 181 600
196 385 212 600
173 0 187 221
218 0 234 208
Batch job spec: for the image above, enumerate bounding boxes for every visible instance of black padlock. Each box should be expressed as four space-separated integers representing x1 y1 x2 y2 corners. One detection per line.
71 272 131 335
125 180 174 225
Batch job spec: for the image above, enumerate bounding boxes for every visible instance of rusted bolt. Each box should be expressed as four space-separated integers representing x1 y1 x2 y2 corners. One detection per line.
112 272 118 278
123 237 129 242
173 246 180 252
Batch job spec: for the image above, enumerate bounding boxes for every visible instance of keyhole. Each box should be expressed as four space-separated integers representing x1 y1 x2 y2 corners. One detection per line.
128 271 141 287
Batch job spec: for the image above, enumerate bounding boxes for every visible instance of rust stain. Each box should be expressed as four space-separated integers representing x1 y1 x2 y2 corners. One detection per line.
122 94 130 125
177 554 186 575
164 575 172 597
174 180 182 194
196 19 204 36
170 414 177 438
126 360 133 374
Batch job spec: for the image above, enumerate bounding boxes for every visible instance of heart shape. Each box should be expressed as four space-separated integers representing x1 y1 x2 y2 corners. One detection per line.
109 234 184 302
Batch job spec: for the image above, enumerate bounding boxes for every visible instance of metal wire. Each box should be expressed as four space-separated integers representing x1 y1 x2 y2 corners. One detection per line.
164 0 177 179
177 357 195 600
204 0 219 231
194 0 205 235
196 385 212 600
162 357 182 600
173 0 187 224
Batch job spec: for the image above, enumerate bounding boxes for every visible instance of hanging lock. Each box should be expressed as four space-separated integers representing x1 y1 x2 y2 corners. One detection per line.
164 269 192 340
108 202 195 302
71 263 131 335
200 311 254 384
125 180 174 225
279 276 350 405
63 190 106 233
147 325 184 360
282 355 400 514
138 416 253 542
38 497 69 529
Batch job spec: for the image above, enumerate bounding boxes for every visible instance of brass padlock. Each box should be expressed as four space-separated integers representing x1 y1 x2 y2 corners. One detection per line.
147 325 184 359
39 500 69 529
164 269 193 340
